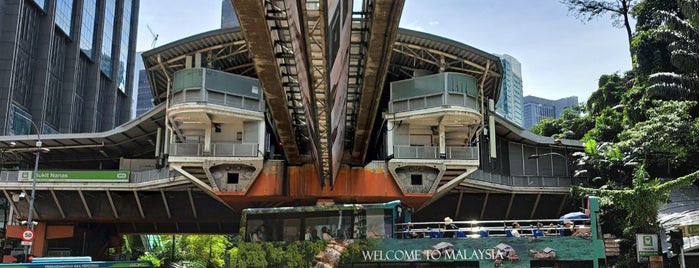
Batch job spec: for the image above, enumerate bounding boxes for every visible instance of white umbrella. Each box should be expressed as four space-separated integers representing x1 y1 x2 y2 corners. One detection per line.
495 243 514 252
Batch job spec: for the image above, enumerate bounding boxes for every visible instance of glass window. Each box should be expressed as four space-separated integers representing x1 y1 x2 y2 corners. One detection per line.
55 0 74 37
30 0 48 12
100 0 116 77
9 105 33 136
80 0 96 59
117 0 133 92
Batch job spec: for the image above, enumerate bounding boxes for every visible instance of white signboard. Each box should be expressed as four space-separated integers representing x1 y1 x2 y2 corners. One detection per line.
636 234 658 263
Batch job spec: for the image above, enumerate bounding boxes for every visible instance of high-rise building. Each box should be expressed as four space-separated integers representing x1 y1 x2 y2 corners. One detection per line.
221 0 239 28
0 0 140 135
523 95 579 129
495 54 524 127
133 52 153 118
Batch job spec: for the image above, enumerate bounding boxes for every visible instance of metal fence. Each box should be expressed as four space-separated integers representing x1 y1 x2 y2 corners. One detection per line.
394 146 479 160
170 143 258 157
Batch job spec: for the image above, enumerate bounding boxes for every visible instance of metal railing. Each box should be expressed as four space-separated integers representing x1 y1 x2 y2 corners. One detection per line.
171 68 264 112
170 143 258 157
467 170 587 188
393 146 478 160
389 72 480 113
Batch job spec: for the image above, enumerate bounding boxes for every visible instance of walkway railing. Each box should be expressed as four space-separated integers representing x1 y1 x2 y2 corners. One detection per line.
394 218 592 239
169 143 258 157
467 170 587 188
393 145 478 160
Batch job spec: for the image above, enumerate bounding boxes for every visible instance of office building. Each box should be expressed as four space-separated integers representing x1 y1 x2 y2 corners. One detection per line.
133 52 152 117
495 54 524 127
523 95 579 129
221 0 239 28
0 0 140 135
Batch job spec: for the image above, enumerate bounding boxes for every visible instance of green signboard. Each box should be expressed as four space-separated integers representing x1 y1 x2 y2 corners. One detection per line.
636 234 659 263
18 170 130 182
682 224 699 236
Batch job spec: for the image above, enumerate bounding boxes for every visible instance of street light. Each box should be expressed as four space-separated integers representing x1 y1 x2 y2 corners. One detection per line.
529 151 570 177
528 152 567 159
25 120 46 256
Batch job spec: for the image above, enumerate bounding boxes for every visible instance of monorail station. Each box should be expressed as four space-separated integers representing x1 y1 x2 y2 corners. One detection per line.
0 1 694 267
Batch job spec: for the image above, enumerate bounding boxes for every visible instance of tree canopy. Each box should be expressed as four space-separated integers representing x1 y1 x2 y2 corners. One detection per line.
540 0 699 265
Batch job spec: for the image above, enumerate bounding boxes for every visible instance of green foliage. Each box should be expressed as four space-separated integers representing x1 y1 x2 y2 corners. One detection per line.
529 105 593 140
137 252 162 268
618 100 699 176
587 73 629 116
583 107 624 142
576 139 637 186
646 0 699 101
230 241 327 268
177 235 228 268
573 166 699 266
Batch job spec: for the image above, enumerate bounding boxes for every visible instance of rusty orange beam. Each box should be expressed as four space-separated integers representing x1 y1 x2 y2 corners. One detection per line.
218 164 432 209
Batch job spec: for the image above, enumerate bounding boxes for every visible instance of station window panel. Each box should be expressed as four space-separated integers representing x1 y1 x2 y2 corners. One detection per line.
227 173 239 184
410 174 422 185
55 0 74 37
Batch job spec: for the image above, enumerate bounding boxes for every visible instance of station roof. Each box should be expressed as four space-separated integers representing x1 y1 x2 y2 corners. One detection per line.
141 27 503 106
0 105 165 169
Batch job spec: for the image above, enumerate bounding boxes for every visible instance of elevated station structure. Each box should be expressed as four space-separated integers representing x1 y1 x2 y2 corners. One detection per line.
1 0 586 260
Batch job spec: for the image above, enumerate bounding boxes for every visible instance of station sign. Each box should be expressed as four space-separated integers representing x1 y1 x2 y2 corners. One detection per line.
636 234 659 263
18 170 130 182
680 224 699 236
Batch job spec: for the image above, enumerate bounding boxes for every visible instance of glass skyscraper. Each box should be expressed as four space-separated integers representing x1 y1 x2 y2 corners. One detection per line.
522 95 579 129
495 54 524 127
0 0 140 135
221 0 239 28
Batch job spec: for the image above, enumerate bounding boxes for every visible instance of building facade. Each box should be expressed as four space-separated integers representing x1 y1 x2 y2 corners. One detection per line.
495 54 523 127
132 51 152 118
220 0 239 28
0 0 139 135
522 95 579 129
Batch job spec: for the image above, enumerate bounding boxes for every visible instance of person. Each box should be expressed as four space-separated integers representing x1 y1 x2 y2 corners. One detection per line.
367 223 383 239
310 228 321 240
304 226 314 241
443 217 457 238
573 224 591 238
545 223 557 236
562 220 574 236
510 222 521 237
252 225 266 242
321 226 333 241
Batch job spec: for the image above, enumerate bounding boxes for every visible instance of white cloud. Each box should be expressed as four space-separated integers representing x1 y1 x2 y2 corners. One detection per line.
428 21 440 26
401 20 425 32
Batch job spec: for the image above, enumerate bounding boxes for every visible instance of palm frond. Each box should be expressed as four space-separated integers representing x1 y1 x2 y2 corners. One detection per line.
658 10 699 42
647 72 694 98
670 50 699 73
677 0 699 26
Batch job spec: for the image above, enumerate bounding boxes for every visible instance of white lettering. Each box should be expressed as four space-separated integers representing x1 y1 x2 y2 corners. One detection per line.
362 250 374 260
456 249 467 259
363 250 424 261
364 248 498 261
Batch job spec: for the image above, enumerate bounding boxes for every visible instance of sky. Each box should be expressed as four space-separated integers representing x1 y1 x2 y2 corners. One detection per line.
137 0 633 102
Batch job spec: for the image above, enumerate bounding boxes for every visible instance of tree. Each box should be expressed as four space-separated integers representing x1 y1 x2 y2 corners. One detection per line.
632 0 680 77
617 100 699 177
573 167 699 265
561 0 637 53
586 73 632 116
178 235 228 268
530 105 593 140
646 0 699 102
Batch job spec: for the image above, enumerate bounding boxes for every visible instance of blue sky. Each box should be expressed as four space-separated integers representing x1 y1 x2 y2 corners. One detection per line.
137 0 632 102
